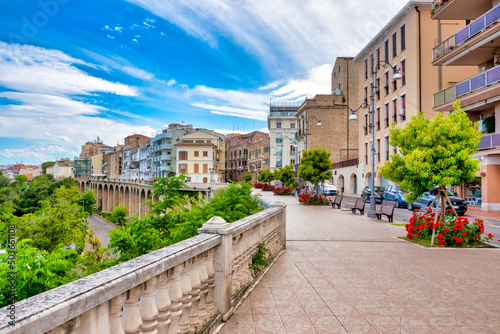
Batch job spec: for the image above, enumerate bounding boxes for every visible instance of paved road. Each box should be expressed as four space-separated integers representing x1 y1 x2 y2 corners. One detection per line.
86 215 116 247
339 196 500 246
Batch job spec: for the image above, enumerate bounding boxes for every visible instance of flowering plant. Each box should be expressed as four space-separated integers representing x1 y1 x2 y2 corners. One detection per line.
405 209 494 247
253 183 265 189
298 193 331 206
261 184 275 191
273 187 293 196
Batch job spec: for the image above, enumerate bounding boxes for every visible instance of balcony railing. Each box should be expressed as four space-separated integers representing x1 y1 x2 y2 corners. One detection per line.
434 65 500 107
276 151 282 156
332 158 359 169
479 132 500 150
433 4 500 62
431 0 450 16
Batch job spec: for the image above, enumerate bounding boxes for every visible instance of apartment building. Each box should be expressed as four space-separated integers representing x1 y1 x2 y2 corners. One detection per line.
226 131 269 182
267 102 300 172
47 161 74 179
431 0 500 210
102 146 124 179
248 138 270 183
174 130 226 183
352 0 475 192
150 129 174 179
139 143 151 181
80 137 110 158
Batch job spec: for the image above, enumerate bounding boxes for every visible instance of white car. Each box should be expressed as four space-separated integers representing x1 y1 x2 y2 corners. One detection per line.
321 184 338 196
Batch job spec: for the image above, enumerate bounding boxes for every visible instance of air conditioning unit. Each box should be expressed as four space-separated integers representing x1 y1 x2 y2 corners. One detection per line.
398 108 406 116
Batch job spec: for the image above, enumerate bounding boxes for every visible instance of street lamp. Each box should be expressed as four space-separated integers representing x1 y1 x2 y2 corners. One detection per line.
349 60 402 217
304 115 322 151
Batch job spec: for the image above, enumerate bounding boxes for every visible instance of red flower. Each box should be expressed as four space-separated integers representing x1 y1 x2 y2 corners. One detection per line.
407 233 414 240
439 240 445 245
437 234 444 239
462 232 467 237
488 233 494 239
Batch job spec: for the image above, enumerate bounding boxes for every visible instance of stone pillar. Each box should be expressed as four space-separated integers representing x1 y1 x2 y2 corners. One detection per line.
198 217 234 321
481 155 500 211
273 200 287 249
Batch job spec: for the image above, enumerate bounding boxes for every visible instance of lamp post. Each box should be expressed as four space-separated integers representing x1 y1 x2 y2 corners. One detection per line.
349 60 402 218
304 115 322 151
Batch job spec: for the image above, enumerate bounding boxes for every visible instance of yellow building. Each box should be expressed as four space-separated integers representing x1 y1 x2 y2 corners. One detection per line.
352 0 476 191
431 0 500 210
174 130 225 183
91 153 104 176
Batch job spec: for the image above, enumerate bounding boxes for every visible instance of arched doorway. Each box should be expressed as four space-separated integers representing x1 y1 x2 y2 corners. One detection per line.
338 175 345 193
350 174 358 194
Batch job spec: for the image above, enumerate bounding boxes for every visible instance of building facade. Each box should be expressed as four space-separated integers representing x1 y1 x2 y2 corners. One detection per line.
102 146 123 179
431 0 500 210
48 161 74 179
247 139 270 183
174 130 225 183
226 131 269 182
139 143 151 181
352 0 475 192
267 102 300 172
150 130 174 179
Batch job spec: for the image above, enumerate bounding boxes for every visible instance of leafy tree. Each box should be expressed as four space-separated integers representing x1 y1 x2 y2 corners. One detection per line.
275 165 296 187
243 173 252 182
79 229 113 275
110 203 128 226
0 175 11 187
41 161 56 174
257 169 274 184
15 174 28 186
379 102 481 203
298 148 333 192
75 189 97 215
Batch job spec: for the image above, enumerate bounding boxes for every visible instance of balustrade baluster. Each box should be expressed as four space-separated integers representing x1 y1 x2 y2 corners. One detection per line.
110 293 127 334
156 271 172 334
178 261 193 334
140 277 159 333
197 253 209 326
168 265 183 334
188 257 201 332
205 250 217 317
123 285 144 334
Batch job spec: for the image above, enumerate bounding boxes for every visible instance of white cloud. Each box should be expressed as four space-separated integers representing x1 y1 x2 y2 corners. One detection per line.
191 103 267 121
167 79 177 86
114 26 123 33
271 64 332 101
125 0 408 72
0 145 69 160
132 38 139 43
0 42 138 96
258 80 285 91
107 35 115 39
121 66 154 81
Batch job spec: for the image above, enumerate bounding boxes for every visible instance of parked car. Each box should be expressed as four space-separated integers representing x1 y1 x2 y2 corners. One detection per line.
383 185 408 208
407 188 467 216
361 186 385 203
320 184 338 196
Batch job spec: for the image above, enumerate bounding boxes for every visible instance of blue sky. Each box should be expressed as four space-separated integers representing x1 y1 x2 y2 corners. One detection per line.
0 0 408 165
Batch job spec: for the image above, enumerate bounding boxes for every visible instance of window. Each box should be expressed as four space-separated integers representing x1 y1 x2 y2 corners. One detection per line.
384 72 389 95
276 133 282 143
376 107 381 130
291 121 296 129
194 151 199 157
401 95 406 121
392 32 397 58
370 53 374 72
180 163 187 173
376 47 380 69
203 164 208 173
400 24 406 51
364 114 368 135
277 121 282 128
196 140 204 143
377 139 381 162
179 151 188 160
364 86 368 103
386 137 390 160
364 59 368 80
265 159 269 164
392 67 398 91
365 143 368 164
265 147 269 152
194 163 199 173
203 151 208 157
203 177 208 183
393 145 398 155
384 40 389 62
392 100 398 123
401 59 406 86
376 77 380 100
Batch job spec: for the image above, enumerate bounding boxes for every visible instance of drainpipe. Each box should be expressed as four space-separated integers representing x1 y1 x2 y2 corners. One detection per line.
416 6 422 112
346 58 350 161
438 19 443 92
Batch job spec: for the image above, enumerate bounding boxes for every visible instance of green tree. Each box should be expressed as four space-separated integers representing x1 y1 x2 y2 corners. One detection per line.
110 203 128 226
275 165 295 187
15 174 28 186
41 161 56 174
379 102 481 210
257 169 273 184
243 173 252 182
75 189 97 215
298 148 333 192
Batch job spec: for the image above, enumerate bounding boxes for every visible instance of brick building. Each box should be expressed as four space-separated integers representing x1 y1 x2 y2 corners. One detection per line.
226 131 269 182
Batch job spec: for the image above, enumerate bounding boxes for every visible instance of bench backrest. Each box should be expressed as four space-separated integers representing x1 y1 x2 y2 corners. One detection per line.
355 197 366 208
334 195 343 204
381 201 396 214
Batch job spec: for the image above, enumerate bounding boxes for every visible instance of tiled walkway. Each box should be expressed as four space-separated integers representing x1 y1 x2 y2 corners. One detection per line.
218 191 500 334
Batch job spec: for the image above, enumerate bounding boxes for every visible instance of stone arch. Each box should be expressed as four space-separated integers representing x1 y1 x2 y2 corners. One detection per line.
124 186 130 216
103 184 109 212
97 183 103 210
350 173 358 194
139 189 146 218
365 172 372 188
119 185 125 206
338 175 345 193
146 189 153 216
80 181 85 193
113 185 119 209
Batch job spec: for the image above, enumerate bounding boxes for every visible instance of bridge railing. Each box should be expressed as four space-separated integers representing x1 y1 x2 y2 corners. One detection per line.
1 200 286 334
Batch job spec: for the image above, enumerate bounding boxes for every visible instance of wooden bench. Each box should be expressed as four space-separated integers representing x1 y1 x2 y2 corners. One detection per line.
369 200 397 222
331 195 343 209
345 197 367 215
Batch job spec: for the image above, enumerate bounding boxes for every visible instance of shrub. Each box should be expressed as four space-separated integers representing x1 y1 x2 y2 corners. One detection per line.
405 209 494 247
298 193 331 206
253 183 265 189
261 185 275 192
273 187 293 196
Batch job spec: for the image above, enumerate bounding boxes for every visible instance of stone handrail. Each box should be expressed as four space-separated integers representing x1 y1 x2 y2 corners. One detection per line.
1 201 286 334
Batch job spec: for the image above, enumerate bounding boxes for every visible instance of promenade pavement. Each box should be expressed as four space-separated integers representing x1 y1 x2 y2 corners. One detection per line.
218 190 500 334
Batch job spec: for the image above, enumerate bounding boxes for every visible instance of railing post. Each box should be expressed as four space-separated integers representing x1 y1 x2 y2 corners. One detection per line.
198 216 234 321
273 200 287 249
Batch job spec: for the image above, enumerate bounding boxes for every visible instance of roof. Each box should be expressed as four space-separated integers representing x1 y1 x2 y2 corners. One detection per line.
353 0 433 62
125 134 150 138
174 143 216 147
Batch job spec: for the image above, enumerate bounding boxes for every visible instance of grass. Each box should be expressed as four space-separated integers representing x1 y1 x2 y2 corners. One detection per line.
399 236 496 248
392 223 406 227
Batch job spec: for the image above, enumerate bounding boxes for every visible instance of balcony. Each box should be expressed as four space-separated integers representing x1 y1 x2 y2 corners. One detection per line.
276 138 282 143
290 150 296 155
433 4 500 65
434 65 500 110
154 165 172 172
432 0 492 20
152 155 172 162
151 132 172 143
152 144 172 152
276 151 282 156
479 132 500 150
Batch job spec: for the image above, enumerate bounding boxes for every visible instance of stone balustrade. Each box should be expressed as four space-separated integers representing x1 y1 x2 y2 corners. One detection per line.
0 200 286 334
